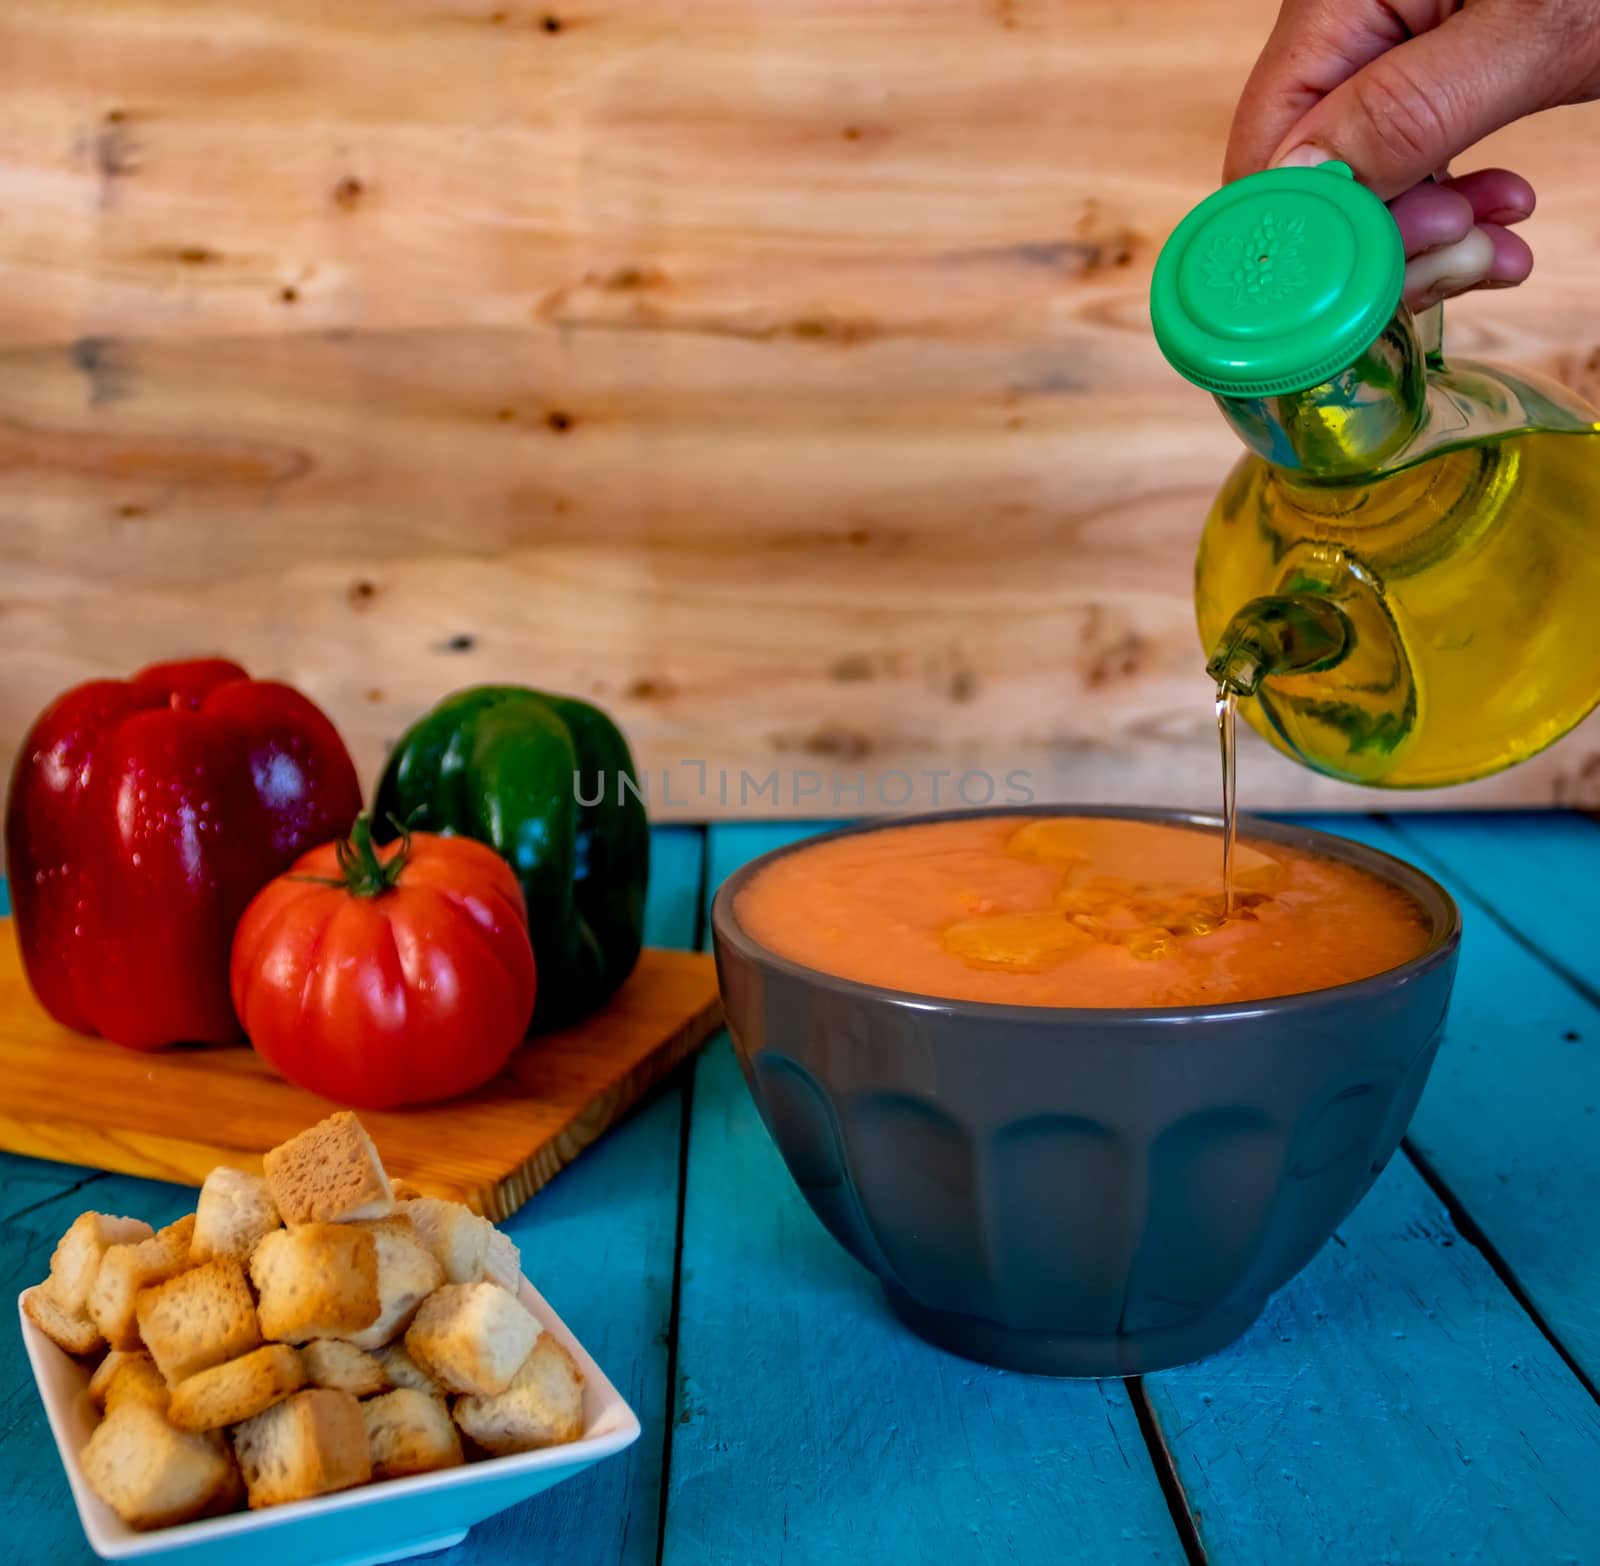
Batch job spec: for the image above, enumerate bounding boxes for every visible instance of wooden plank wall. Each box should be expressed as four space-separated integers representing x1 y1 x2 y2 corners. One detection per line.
2 0 1599 832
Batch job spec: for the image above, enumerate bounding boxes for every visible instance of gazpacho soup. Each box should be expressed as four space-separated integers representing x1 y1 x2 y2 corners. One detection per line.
735 815 1432 1008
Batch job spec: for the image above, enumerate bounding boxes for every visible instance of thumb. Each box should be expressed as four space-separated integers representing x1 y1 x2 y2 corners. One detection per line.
1268 3 1563 199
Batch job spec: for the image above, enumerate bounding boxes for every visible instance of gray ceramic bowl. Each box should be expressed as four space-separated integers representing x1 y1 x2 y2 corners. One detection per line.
711 807 1461 1377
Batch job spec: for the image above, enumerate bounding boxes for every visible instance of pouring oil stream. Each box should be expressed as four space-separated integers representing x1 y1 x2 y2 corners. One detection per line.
1215 685 1237 918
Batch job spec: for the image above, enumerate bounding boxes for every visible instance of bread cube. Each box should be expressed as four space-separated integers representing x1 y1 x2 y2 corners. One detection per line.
334 1221 444 1351
22 1284 103 1356
405 1281 540 1396
250 1224 379 1342
46 1212 153 1315
88 1350 170 1415
232 1388 371 1508
135 1259 261 1385
263 1112 394 1225
373 1342 443 1395
484 1226 523 1293
168 1343 305 1431
453 1334 585 1455
89 1215 196 1350
300 1339 388 1396
398 1197 491 1285
191 1168 280 1263
362 1388 464 1480
88 1349 138 1408
80 1402 240 1530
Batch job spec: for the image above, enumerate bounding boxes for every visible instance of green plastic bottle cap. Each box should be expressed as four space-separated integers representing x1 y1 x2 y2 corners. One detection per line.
1150 160 1404 399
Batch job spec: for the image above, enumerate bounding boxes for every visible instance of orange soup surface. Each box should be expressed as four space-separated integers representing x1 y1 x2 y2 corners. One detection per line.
735 816 1432 1008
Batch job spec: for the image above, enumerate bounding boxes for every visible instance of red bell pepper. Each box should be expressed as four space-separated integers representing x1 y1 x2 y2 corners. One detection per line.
4 659 362 1049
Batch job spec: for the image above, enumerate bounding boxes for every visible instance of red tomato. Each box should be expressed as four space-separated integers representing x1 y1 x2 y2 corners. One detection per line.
231 817 537 1109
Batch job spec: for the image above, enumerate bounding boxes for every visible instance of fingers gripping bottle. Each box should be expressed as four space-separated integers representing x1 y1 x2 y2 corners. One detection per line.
1151 159 1600 787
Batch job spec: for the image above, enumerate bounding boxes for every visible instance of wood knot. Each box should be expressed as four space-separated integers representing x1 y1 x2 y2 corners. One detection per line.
828 655 874 683
603 265 666 291
947 668 978 703
95 118 138 178
1084 630 1146 689
801 726 874 761
332 176 364 210
546 410 574 433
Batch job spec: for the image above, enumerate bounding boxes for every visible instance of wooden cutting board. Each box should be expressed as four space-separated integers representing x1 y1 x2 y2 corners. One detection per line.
0 918 721 1220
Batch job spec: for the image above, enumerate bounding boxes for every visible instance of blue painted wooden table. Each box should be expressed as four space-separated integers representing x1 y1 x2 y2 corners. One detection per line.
4 813 1599 1566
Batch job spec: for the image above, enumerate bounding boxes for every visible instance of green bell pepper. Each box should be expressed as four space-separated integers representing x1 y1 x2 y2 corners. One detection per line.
373 686 649 1030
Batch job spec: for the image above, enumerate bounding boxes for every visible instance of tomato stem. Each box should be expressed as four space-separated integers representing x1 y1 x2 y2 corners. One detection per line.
336 813 409 897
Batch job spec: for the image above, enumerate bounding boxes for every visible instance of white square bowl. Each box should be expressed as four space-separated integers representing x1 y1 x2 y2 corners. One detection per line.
19 1276 641 1566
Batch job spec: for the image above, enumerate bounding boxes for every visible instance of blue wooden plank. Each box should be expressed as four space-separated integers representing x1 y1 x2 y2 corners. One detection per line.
465 1086 682 1566
0 825 705 1566
456 823 703 1566
641 826 709 952
1 1218 96 1566
0 1154 107 1226
1298 813 1600 1386
665 1033 1183 1566
1376 812 1600 998
451 818 700 1566
661 823 1183 1566
1146 1153 1600 1564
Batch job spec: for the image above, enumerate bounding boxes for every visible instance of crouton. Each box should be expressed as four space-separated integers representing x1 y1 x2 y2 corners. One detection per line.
362 1388 463 1480
333 1222 443 1352
484 1227 522 1293
88 1350 170 1415
372 1342 442 1395
405 1282 541 1397
262 1112 394 1226
399 1197 491 1286
22 1284 103 1357
46 1212 153 1316
300 1339 388 1397
391 1180 425 1202
250 1224 379 1343
453 1334 585 1456
79 1402 240 1530
135 1260 261 1385
190 1168 280 1264
88 1350 138 1409
232 1389 371 1509
168 1344 305 1432
89 1215 196 1350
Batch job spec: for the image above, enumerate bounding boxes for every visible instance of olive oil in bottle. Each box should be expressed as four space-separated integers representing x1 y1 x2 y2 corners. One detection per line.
1153 160 1600 788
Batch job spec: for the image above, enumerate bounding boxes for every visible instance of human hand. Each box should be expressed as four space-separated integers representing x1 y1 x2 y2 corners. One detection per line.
1225 0 1600 310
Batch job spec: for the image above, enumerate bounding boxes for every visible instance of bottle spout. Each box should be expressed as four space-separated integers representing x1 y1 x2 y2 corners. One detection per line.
1206 595 1353 698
